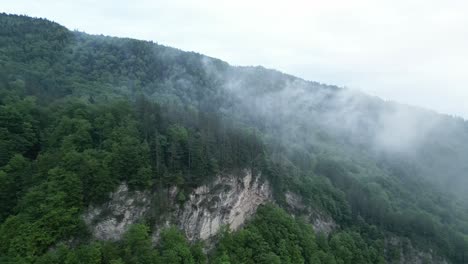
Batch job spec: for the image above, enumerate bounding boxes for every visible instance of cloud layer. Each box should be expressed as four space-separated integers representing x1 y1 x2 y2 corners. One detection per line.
3 0 467 118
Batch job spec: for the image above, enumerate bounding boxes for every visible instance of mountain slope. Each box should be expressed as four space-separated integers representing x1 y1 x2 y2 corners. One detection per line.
1 13 468 263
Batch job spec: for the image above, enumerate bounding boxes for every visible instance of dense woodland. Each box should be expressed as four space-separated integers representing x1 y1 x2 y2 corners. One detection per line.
1 13 468 263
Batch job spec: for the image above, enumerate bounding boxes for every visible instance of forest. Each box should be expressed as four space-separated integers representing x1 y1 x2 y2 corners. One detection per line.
1 13 468 263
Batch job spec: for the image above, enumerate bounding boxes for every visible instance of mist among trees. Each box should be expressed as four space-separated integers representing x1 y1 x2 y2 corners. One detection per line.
1 13 468 263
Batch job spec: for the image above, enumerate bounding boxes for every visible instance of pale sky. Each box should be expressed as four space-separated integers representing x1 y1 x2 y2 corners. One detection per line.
3 0 468 118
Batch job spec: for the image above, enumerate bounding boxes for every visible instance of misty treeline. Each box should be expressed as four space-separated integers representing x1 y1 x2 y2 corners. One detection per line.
1 13 468 263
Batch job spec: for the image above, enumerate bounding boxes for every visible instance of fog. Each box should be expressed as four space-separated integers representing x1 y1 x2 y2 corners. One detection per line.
195 56 468 198
3 0 468 119
203 60 450 155
3 0 468 196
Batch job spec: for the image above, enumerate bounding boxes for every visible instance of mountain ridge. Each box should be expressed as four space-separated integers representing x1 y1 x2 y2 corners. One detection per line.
1 13 467 263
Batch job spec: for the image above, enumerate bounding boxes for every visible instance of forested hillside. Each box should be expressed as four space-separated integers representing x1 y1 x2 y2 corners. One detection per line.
1 13 468 263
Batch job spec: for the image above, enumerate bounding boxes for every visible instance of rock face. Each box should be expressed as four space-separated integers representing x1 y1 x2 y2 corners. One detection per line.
177 170 272 240
82 177 447 264
83 184 151 241
83 171 272 241
385 236 449 264
284 191 337 235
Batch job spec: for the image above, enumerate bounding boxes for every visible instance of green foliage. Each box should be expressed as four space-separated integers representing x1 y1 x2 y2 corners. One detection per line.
0 166 85 258
158 227 195 264
212 204 386 264
1 13 468 264
121 224 159 264
0 98 39 166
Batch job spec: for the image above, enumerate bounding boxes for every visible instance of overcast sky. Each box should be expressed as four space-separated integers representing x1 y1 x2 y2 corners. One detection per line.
3 0 468 118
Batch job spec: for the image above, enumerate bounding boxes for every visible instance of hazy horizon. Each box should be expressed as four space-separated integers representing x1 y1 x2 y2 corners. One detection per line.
2 10 468 264
3 0 467 119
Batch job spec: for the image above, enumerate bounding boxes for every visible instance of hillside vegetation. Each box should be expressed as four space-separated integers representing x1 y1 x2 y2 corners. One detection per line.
1 13 468 263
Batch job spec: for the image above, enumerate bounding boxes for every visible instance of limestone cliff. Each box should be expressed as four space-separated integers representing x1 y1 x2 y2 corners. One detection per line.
177 171 272 240
83 170 272 241
82 173 448 264
83 184 151 241
385 236 449 264
284 191 337 235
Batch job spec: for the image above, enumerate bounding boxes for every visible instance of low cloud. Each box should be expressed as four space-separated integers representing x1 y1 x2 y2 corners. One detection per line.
3 0 468 118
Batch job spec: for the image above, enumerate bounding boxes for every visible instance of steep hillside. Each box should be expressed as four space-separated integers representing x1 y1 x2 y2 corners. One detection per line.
1 13 468 263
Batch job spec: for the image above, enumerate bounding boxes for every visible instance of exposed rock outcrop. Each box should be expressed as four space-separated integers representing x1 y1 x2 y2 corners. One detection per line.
385 236 449 264
285 191 337 235
177 171 272 240
81 174 446 264
83 170 272 242
83 184 151 241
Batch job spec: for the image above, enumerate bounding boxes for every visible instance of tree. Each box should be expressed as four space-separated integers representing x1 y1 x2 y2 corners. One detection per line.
159 227 194 264
122 224 159 264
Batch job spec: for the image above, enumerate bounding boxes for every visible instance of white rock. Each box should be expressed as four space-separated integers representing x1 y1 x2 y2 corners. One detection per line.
83 183 151 241
177 170 272 240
